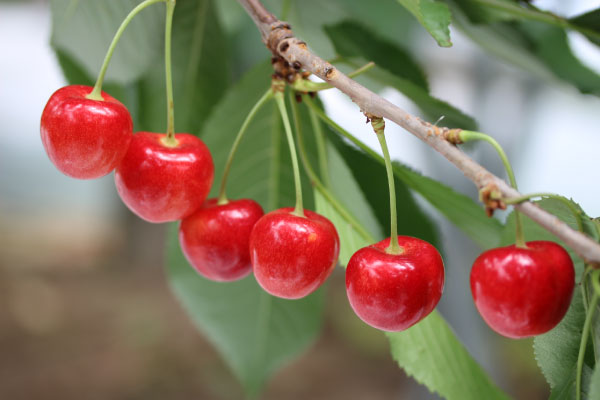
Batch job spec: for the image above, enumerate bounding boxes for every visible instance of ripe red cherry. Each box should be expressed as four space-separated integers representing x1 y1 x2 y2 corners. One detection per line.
249 208 340 299
40 85 133 179
470 240 574 338
345 237 444 332
179 198 264 282
115 132 214 223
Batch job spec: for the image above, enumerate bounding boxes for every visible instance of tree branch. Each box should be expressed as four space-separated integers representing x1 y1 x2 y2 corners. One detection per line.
236 0 600 264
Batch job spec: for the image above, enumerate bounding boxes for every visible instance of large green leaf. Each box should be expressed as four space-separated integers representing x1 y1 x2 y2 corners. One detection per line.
166 224 324 395
388 312 508 399
589 364 600 399
324 21 477 130
397 0 453 47
166 61 323 395
50 0 163 83
137 0 231 135
328 133 502 250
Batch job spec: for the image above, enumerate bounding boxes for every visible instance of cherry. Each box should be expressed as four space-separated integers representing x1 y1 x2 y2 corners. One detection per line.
470 240 574 338
249 208 340 299
345 236 444 332
115 131 214 223
179 198 264 282
40 85 133 179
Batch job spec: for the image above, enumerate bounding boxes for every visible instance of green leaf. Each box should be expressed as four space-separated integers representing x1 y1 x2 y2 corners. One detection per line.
518 22 600 96
137 0 231 135
324 21 429 90
50 0 163 83
166 224 324 395
589 364 600 399
324 21 477 130
451 5 600 97
387 312 509 399
328 133 502 249
549 364 593 399
571 8 600 47
397 0 453 47
535 290 586 389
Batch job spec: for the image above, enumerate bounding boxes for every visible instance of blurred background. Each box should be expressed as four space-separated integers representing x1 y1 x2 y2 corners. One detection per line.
1 0 599 398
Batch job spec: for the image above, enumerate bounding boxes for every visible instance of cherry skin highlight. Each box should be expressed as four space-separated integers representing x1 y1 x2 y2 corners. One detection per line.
179 198 264 282
115 132 214 223
40 85 133 179
470 240 574 339
249 208 340 299
346 237 444 332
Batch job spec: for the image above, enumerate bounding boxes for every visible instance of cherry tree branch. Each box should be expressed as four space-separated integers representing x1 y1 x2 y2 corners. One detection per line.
236 0 600 264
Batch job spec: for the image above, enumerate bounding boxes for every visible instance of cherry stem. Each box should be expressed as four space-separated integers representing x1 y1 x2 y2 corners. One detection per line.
289 91 374 243
504 192 584 233
163 0 177 145
217 89 273 205
373 118 402 255
459 130 525 248
576 269 600 400
274 85 304 217
87 0 166 101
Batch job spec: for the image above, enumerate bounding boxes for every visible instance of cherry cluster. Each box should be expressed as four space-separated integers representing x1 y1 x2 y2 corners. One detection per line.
39 0 575 338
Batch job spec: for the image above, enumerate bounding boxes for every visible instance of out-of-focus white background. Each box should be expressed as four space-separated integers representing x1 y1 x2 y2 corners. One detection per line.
1 0 599 399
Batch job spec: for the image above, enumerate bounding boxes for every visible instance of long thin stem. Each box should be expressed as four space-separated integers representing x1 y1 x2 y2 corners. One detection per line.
87 0 166 100
576 270 600 400
218 89 273 204
308 107 331 188
274 87 304 216
460 130 525 248
373 119 401 255
163 0 177 144
289 92 374 243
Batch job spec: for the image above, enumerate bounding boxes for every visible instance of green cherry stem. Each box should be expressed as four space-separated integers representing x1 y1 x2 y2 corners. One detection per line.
459 130 525 248
217 89 273 205
373 118 402 255
274 84 304 217
289 91 374 243
87 0 166 101
576 269 600 400
163 0 177 146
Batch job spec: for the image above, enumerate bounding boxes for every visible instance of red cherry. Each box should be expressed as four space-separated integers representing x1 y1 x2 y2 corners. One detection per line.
115 132 214 223
345 237 444 332
179 198 264 282
40 85 133 179
470 240 574 338
249 208 340 299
